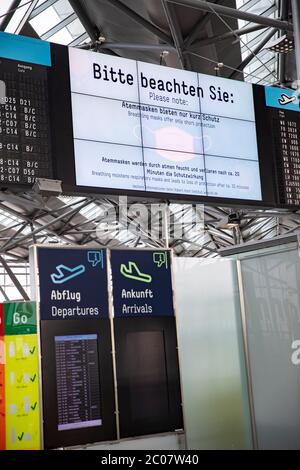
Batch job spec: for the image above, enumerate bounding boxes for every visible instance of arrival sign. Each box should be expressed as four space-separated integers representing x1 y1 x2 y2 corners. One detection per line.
110 250 174 317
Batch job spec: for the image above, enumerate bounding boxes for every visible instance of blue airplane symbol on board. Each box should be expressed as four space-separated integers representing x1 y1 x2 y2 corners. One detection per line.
51 264 85 284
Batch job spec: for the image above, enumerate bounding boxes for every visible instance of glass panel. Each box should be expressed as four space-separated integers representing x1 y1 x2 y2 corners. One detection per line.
0 0 14 19
5 0 31 33
241 247 300 449
66 17 85 39
30 0 73 36
236 0 278 84
47 18 86 45
47 27 73 45
173 258 253 450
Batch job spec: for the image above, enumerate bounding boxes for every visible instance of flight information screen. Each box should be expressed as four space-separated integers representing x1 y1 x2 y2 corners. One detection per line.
69 48 262 202
1 32 300 209
0 57 52 185
264 87 300 206
273 108 300 205
55 334 102 431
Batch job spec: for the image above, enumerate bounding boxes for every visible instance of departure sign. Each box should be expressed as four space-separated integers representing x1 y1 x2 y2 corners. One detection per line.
0 34 53 186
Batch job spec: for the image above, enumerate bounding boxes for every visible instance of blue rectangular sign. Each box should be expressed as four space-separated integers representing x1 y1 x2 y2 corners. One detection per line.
0 32 51 67
37 247 109 320
265 86 300 113
110 250 174 317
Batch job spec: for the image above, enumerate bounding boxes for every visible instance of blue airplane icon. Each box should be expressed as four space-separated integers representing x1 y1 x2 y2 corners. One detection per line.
51 264 86 284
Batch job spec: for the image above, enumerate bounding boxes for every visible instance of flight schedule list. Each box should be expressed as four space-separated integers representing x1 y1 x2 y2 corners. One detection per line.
272 108 300 206
54 334 102 431
0 58 52 185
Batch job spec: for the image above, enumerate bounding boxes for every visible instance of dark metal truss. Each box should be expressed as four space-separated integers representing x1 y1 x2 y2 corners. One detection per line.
0 190 300 293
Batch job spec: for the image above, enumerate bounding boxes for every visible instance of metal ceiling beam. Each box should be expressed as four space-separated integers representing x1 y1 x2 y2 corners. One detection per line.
184 11 211 48
229 28 277 79
68 0 100 41
189 23 267 50
183 0 221 48
3 192 300 261
32 197 90 218
0 203 77 249
291 0 300 82
0 222 27 252
29 0 58 19
279 0 289 85
162 0 189 69
99 42 175 51
69 32 89 47
1 199 96 253
14 0 40 35
167 0 293 32
0 284 9 302
0 0 21 31
41 12 77 40
98 48 122 57
0 255 29 300
108 0 173 46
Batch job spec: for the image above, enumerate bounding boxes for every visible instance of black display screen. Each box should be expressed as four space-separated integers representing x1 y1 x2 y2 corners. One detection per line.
114 317 183 439
253 84 300 209
52 44 300 210
272 108 300 206
0 57 52 184
1 32 300 210
54 334 102 432
40 319 116 449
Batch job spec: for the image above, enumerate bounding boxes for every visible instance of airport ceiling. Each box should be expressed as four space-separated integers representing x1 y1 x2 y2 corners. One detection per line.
1 1 289 83
70 0 244 78
0 0 300 270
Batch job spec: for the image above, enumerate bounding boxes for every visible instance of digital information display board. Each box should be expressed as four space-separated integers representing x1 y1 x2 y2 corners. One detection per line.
57 44 300 208
55 334 102 432
0 34 52 185
274 109 300 205
110 250 183 438
69 49 261 202
34 246 116 449
1 32 300 209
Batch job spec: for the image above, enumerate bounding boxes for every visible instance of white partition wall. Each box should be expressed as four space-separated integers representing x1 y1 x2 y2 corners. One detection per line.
173 258 253 450
238 241 300 450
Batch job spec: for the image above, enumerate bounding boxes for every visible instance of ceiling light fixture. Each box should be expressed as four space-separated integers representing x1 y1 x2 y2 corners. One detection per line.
263 34 295 54
217 213 241 229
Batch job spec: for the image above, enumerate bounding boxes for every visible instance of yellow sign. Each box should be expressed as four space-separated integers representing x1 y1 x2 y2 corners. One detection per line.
0 337 5 450
5 334 40 450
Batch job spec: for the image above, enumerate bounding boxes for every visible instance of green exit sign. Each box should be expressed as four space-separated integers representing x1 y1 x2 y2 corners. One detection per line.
4 302 36 335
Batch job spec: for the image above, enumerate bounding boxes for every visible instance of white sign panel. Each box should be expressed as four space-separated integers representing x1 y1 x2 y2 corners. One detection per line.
69 47 262 201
